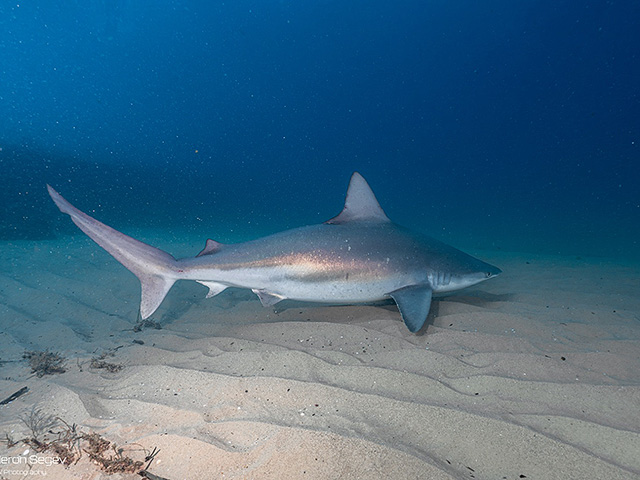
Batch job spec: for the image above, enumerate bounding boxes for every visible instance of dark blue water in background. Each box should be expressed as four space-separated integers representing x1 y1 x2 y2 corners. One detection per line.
1 1 639 259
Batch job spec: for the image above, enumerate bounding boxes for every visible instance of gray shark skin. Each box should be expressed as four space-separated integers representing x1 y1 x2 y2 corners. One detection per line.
47 173 501 333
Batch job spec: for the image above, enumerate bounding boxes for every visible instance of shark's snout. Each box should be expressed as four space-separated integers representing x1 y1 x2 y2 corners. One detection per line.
486 264 502 277
433 258 501 293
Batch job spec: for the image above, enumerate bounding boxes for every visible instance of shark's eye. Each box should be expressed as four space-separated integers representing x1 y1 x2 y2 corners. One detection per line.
486 272 493 277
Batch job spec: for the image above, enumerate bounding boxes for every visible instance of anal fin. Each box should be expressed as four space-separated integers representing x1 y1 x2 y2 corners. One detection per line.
252 289 285 307
389 284 433 333
197 281 228 298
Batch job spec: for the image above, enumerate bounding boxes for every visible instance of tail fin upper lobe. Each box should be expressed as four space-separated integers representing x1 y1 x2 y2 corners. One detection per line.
47 185 177 319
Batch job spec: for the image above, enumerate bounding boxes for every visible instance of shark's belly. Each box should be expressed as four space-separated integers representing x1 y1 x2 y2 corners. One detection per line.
271 277 398 303
191 264 414 304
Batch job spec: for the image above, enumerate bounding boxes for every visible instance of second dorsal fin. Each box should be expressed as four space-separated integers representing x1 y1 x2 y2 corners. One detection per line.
196 239 224 257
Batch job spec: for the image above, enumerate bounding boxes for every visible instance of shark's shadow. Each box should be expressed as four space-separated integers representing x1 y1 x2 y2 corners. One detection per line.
156 283 513 334
440 290 513 307
149 281 514 336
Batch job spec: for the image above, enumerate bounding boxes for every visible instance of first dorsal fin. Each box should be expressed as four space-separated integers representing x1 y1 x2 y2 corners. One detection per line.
325 172 390 224
196 239 224 257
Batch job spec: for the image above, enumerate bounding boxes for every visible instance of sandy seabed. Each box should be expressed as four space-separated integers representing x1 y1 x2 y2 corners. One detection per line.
0 235 639 480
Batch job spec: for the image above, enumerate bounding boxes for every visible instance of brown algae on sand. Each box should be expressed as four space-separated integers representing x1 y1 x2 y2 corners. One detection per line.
23 350 67 377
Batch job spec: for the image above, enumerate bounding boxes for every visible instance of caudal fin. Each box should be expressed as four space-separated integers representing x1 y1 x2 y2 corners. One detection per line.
47 185 178 319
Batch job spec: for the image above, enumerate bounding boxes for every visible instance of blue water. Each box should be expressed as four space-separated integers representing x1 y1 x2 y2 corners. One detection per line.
1 1 639 259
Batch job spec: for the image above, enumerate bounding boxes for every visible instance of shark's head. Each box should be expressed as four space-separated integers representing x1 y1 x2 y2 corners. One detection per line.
429 256 502 293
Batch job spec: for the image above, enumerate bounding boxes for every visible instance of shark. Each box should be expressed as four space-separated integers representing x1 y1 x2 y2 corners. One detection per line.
47 173 501 333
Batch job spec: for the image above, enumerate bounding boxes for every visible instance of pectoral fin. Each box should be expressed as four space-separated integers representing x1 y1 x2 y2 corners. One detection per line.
389 285 433 333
